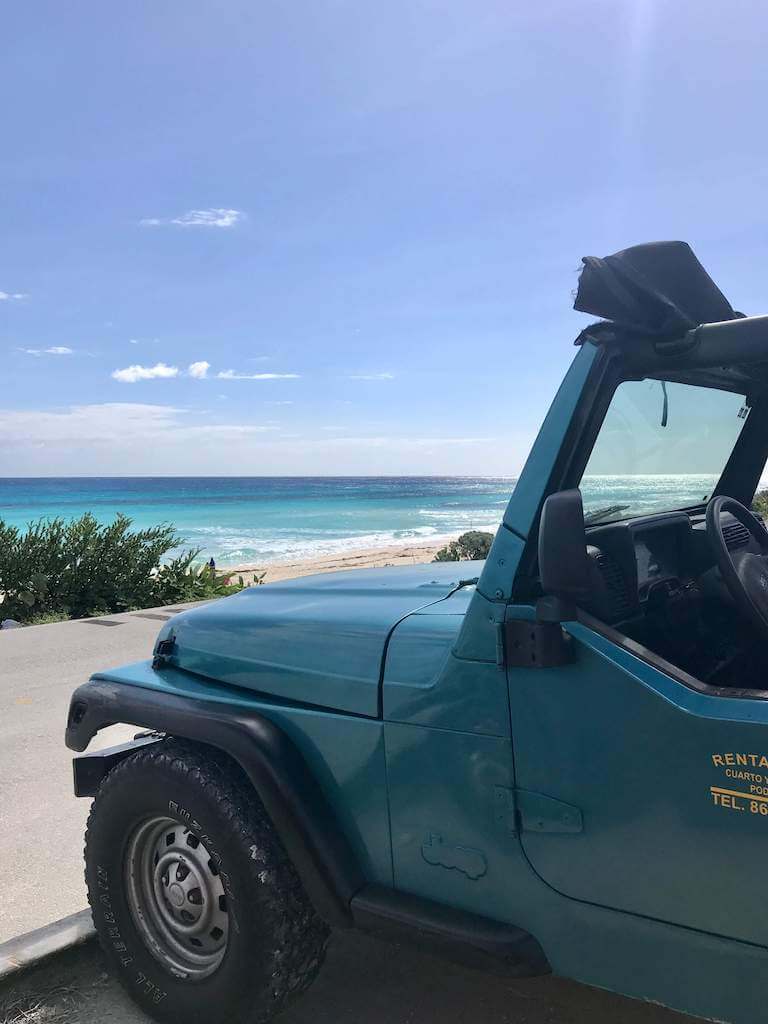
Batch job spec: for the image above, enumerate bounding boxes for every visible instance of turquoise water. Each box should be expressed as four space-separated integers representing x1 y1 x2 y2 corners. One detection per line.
0 475 721 566
0 477 512 565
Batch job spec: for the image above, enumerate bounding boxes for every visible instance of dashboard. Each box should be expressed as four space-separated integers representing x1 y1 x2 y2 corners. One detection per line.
583 509 758 625
633 520 687 596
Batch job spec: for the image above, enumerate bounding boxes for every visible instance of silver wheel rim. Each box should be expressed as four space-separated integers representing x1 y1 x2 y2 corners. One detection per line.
125 816 229 978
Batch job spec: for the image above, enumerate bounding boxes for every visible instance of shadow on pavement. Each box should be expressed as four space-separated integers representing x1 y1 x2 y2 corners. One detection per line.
0 929 693 1024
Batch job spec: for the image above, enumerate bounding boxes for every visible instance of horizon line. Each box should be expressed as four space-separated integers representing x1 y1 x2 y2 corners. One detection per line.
0 473 518 481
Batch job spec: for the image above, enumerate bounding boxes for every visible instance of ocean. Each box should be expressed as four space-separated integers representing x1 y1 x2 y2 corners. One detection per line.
0 475 721 566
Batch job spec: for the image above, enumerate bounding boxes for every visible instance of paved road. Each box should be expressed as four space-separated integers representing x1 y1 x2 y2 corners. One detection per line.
0 931 691 1024
0 604 207 943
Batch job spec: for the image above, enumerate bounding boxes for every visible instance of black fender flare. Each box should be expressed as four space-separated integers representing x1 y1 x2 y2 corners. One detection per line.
66 679 365 928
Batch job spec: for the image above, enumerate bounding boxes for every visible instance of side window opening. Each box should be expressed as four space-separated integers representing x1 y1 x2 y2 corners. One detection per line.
558 378 768 696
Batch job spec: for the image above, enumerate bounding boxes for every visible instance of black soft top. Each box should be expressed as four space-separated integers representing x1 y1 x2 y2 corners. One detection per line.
574 240 743 346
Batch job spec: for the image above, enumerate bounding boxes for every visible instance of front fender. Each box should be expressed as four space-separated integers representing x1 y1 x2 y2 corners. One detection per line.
66 678 365 928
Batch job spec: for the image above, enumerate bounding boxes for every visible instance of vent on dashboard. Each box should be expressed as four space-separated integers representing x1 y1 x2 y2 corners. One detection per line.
592 550 633 620
722 521 750 550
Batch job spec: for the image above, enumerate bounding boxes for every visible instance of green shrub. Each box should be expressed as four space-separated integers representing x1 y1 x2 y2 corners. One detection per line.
753 490 768 517
0 513 248 623
433 530 494 562
153 551 255 605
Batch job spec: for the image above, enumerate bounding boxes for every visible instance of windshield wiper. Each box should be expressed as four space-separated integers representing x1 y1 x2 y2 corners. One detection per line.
583 504 631 525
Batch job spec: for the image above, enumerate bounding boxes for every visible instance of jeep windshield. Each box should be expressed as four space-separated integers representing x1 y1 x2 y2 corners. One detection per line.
580 378 750 525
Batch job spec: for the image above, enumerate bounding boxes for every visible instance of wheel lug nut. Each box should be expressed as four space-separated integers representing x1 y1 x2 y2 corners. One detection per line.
188 888 203 905
176 864 189 881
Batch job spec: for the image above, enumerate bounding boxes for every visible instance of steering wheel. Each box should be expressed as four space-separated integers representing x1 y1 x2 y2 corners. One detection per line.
706 495 768 636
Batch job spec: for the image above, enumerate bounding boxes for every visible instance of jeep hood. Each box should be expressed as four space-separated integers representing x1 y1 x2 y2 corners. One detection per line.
149 563 479 717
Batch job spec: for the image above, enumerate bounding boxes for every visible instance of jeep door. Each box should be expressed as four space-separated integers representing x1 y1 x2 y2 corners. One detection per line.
507 620 768 947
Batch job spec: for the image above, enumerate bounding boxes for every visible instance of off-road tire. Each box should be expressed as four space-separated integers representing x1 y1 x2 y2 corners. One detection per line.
84 738 329 1024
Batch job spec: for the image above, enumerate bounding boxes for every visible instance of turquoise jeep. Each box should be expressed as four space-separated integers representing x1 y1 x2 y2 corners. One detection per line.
67 242 768 1024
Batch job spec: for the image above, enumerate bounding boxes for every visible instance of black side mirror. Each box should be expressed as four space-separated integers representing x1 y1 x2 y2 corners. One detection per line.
537 489 590 621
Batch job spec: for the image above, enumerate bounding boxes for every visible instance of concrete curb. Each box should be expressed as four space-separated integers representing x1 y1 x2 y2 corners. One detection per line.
0 910 95 981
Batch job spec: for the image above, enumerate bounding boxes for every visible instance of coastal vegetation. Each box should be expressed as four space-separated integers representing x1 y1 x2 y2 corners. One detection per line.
433 530 494 562
0 513 245 624
753 490 768 517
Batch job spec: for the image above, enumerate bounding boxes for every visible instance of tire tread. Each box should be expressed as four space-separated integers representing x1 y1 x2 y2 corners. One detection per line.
84 737 328 1024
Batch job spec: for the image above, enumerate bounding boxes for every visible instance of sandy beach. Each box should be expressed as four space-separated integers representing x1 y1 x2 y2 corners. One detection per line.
226 535 460 585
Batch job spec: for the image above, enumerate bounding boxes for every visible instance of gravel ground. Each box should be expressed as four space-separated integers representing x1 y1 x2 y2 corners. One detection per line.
0 930 694 1024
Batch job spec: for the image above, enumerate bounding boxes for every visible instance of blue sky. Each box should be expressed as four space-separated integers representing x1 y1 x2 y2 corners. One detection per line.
3 0 768 476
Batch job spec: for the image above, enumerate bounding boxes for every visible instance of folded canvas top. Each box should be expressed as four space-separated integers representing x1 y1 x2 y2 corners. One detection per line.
574 240 742 345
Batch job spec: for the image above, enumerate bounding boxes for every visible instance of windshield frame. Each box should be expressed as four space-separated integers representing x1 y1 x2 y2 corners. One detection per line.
508 336 768 606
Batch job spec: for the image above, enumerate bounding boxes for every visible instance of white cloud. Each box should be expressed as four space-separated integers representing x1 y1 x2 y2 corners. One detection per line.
217 370 300 380
112 362 179 383
0 400 523 474
0 403 278 448
140 208 243 228
174 208 241 227
0 404 490 452
347 372 395 380
18 346 73 356
322 435 494 447
0 291 27 301
111 361 293 383
188 360 210 379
